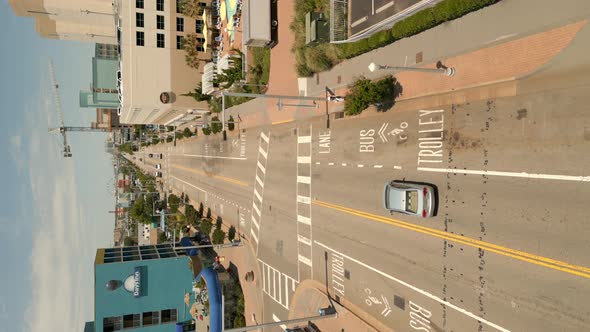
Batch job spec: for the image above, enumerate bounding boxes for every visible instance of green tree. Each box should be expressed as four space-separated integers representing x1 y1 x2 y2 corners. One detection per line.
185 204 198 225
157 231 168 243
152 137 160 145
212 228 226 244
344 75 397 116
200 218 213 236
228 226 236 242
228 115 235 131
206 207 212 219
178 0 205 18
181 33 208 68
166 136 174 143
117 143 134 155
124 236 137 246
202 126 212 135
198 202 204 218
211 116 222 134
167 126 174 132
168 194 181 213
215 216 222 230
183 127 192 138
182 82 211 101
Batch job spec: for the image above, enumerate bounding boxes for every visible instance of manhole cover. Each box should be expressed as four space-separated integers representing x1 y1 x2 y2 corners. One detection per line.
394 295 406 310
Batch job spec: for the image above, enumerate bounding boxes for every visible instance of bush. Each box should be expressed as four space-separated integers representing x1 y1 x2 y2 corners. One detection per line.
200 218 213 236
183 127 192 138
185 204 199 224
367 30 393 49
344 75 398 116
166 136 173 143
228 226 236 242
152 137 160 145
304 46 333 73
228 115 235 131
168 194 181 213
202 127 212 135
296 63 314 77
212 229 226 244
211 116 222 134
391 8 437 39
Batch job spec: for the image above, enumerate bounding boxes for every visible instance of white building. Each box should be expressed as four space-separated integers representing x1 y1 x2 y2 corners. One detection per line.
118 0 211 125
8 0 117 44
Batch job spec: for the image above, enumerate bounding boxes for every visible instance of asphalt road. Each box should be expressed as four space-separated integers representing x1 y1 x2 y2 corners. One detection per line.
136 18 590 332
350 0 421 36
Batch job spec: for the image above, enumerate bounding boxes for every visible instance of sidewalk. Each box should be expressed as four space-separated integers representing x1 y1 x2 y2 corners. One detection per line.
288 280 393 332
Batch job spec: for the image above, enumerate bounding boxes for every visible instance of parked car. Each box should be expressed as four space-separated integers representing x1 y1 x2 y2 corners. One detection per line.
383 180 436 218
158 153 164 159
155 164 161 169
154 171 163 178
148 153 153 158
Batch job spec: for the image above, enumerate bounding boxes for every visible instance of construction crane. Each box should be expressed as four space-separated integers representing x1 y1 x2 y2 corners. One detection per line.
48 60 111 158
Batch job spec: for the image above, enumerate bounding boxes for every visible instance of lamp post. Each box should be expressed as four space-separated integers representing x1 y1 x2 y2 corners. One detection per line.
223 307 337 332
368 62 456 77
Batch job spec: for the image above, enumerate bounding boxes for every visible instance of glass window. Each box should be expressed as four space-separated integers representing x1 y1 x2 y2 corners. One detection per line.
405 191 418 213
176 17 184 32
156 0 164 11
195 19 203 34
176 35 184 49
196 37 205 44
136 12 144 27
196 45 204 52
157 33 165 48
136 0 144 9
136 31 145 46
161 309 177 323
157 15 165 29
143 311 160 326
123 314 140 329
103 316 122 332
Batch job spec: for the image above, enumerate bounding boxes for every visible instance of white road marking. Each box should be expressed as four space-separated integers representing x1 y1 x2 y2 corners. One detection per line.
260 131 270 143
394 165 402 170
297 176 311 184
170 176 207 201
358 164 364 168
183 153 247 160
273 314 287 330
259 146 268 159
316 162 321 165
298 136 312 143
376 0 395 14
341 163 347 166
329 162 335 166
315 241 511 332
418 167 590 182
297 215 311 225
260 259 298 310
297 195 311 204
252 202 261 217
254 189 263 202
298 254 312 267
255 174 264 188
298 156 311 164
298 234 312 246
351 15 368 28
257 160 266 174
374 165 383 168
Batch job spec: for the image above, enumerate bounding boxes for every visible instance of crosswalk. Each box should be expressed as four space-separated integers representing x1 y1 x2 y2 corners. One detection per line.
260 259 298 310
296 126 314 281
250 131 271 253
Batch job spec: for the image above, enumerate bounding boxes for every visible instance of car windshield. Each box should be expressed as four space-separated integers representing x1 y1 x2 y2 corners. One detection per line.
405 191 418 213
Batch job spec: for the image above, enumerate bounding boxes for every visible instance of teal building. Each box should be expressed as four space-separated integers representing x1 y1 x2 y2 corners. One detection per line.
85 244 200 332
80 43 120 110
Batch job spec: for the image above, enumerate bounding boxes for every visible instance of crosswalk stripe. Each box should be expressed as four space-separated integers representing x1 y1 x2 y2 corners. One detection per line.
255 174 264 187
251 215 259 230
297 215 311 225
252 202 261 216
297 195 311 204
297 135 311 143
260 131 269 143
259 146 268 159
297 176 311 184
297 156 311 164
254 189 263 202
298 254 312 267
298 234 311 246
257 160 266 174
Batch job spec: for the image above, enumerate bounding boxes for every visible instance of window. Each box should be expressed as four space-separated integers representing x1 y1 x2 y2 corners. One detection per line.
156 0 164 11
123 314 140 329
176 35 184 49
136 12 144 27
196 37 205 44
136 31 145 46
405 190 418 214
157 33 165 48
196 45 204 52
135 0 144 9
161 309 177 323
103 316 122 332
143 311 160 326
195 19 203 34
156 15 165 29
176 17 184 31
198 2 206 14
176 0 183 13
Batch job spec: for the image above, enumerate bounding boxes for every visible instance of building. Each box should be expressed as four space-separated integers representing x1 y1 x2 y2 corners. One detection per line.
85 244 223 332
8 0 117 44
118 0 211 125
80 43 121 110
93 109 123 131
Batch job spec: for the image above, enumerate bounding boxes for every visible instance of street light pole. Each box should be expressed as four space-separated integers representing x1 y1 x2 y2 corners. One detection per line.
368 62 456 77
224 310 337 332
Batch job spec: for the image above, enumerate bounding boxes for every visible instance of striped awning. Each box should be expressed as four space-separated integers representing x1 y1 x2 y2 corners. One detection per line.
202 62 216 95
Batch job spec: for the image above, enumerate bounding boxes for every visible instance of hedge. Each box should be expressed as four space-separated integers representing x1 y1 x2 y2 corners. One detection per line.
338 0 500 60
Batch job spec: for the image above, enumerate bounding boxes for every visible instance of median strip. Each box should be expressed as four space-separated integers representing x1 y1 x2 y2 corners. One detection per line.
313 199 590 279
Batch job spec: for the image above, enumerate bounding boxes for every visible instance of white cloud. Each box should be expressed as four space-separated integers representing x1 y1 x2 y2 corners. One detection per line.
21 84 95 332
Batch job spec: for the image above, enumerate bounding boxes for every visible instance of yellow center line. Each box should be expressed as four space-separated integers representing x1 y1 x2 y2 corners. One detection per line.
172 164 249 187
313 199 590 279
271 119 294 125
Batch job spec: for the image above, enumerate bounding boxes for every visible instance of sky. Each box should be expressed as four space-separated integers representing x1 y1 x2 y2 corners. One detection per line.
0 2 115 331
